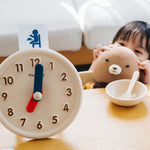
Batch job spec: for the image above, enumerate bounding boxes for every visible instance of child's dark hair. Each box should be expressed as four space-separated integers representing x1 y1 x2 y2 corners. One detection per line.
112 21 150 59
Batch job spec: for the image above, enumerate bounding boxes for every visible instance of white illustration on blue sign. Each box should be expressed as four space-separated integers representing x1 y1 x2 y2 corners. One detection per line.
27 29 41 48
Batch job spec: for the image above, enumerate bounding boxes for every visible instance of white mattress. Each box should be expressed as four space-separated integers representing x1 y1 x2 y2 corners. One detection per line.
0 0 82 56
0 0 150 56
74 0 150 49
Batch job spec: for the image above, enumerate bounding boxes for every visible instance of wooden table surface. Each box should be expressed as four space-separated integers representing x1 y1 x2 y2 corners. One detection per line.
1 85 150 150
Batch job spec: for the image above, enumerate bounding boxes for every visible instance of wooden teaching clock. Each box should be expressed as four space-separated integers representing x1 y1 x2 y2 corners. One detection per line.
0 48 82 139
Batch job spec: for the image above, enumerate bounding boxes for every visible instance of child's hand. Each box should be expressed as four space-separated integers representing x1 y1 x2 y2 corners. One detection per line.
108 42 120 48
89 45 110 70
137 60 150 84
93 45 110 60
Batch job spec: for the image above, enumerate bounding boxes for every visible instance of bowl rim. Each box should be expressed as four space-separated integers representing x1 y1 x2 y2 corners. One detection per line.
105 79 148 101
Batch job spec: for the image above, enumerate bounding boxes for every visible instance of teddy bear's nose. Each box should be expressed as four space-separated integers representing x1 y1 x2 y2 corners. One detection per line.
109 64 122 75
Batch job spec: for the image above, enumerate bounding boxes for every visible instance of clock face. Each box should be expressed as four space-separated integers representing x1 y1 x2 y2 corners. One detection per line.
0 49 82 139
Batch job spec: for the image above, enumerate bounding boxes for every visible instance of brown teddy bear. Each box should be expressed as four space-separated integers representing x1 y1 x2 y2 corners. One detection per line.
83 47 139 89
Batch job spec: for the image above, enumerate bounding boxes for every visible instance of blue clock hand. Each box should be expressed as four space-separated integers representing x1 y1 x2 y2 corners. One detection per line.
33 64 43 101
26 64 43 113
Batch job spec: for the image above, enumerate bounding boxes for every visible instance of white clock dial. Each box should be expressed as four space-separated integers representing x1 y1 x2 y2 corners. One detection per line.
0 49 82 139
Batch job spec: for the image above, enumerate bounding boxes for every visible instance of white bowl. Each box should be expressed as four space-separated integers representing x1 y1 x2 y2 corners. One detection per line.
105 79 148 106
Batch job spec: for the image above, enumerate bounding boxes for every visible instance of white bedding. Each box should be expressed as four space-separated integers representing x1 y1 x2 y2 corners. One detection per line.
74 0 150 49
0 0 150 56
0 0 82 56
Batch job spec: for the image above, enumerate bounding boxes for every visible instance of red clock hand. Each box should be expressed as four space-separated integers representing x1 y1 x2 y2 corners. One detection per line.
26 91 42 112
26 94 38 113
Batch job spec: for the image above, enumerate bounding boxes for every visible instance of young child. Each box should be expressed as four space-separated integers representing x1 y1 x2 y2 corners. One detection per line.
90 20 150 84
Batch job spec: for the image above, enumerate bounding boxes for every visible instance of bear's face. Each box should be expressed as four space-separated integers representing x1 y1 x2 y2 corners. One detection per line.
92 47 139 83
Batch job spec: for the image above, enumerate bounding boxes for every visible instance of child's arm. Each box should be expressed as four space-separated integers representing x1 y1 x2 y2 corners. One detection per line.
137 60 150 84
